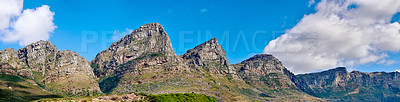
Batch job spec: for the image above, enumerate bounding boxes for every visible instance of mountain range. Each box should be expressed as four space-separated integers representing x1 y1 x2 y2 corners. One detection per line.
0 23 399 102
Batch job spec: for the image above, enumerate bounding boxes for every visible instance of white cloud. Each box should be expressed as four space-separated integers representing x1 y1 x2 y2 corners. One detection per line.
264 0 400 74
385 60 396 66
0 0 22 30
396 69 400 72
0 0 56 46
377 59 397 66
112 28 133 41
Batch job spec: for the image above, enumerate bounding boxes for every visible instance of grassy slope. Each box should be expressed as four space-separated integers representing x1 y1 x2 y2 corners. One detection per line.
0 74 62 102
111 64 252 101
95 54 321 101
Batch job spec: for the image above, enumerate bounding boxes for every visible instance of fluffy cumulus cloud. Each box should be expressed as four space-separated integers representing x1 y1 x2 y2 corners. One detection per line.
264 0 400 74
0 0 56 46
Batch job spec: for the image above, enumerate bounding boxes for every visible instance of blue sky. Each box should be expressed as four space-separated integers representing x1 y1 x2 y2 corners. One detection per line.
1 0 399 73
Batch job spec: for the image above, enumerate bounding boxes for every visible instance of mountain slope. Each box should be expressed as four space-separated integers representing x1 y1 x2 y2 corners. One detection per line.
181 38 236 78
234 54 296 89
232 54 322 101
90 23 188 93
90 23 251 101
294 67 400 101
0 41 101 97
91 23 181 79
3 22 399 102
0 63 62 101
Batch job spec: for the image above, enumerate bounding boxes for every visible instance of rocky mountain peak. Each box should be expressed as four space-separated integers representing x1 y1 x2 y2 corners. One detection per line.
0 48 27 71
181 38 234 75
11 40 101 95
206 37 218 43
3 48 15 52
294 67 400 101
105 23 175 55
0 48 16 62
91 23 182 78
233 54 296 89
242 54 278 62
189 38 220 51
123 23 167 41
15 40 57 73
328 67 347 73
239 54 286 71
138 23 164 32
24 40 57 50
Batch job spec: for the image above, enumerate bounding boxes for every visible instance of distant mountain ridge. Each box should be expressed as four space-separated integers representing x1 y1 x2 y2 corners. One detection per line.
0 23 399 101
293 67 400 101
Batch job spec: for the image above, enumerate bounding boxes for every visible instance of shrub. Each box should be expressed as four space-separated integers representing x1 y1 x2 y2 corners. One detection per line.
146 93 217 102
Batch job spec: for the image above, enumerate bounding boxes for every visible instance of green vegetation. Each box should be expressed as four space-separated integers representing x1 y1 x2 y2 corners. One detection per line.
0 89 62 102
99 75 121 94
259 73 281 86
31 71 45 88
143 93 217 102
236 88 259 98
0 74 62 102
0 73 25 82
90 64 99 69
149 53 163 57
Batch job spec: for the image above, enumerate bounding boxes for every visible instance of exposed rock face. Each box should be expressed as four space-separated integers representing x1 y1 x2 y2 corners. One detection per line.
230 54 322 101
91 23 191 93
90 23 254 101
0 48 31 78
5 23 400 101
0 41 101 96
233 54 296 89
294 67 400 101
181 38 235 76
91 23 183 78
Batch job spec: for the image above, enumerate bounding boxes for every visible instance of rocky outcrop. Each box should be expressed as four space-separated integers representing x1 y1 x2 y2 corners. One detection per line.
181 38 235 77
91 23 183 79
0 48 31 78
233 54 296 89
91 23 192 93
294 67 400 101
0 41 101 96
5 22 400 101
231 54 322 101
0 48 27 69
90 23 253 101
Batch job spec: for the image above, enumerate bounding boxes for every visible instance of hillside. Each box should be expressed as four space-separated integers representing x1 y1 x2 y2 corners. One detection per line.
294 67 400 101
0 23 398 102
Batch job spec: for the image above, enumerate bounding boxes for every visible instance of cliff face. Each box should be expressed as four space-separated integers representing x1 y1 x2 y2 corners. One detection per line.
294 67 400 101
89 23 324 101
233 54 296 89
0 48 31 78
0 41 101 96
90 23 247 101
90 23 188 93
91 23 182 79
4 23 399 102
229 54 323 101
181 38 235 77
